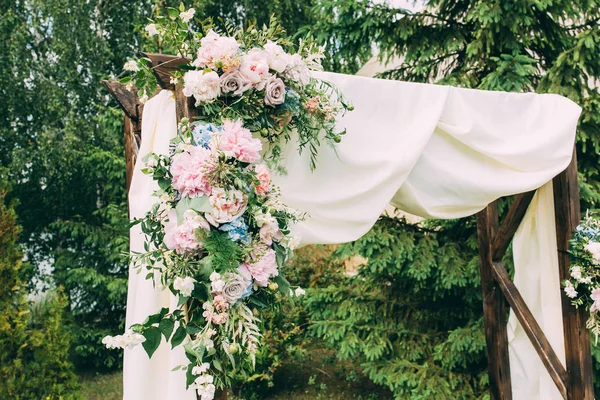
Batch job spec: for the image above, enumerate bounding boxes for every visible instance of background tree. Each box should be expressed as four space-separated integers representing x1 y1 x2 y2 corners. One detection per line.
0 176 81 399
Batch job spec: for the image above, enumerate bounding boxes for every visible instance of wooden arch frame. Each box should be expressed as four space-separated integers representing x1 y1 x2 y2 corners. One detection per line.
104 53 594 400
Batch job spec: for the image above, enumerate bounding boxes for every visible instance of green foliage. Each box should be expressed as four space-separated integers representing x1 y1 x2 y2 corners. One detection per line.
0 180 81 399
305 217 488 399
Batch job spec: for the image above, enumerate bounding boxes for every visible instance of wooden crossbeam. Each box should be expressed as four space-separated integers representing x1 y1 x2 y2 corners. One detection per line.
102 80 140 120
491 261 568 399
492 190 536 261
142 52 189 90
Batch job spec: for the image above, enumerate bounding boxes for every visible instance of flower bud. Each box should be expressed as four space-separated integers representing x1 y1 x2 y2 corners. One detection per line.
268 282 279 291
214 60 223 69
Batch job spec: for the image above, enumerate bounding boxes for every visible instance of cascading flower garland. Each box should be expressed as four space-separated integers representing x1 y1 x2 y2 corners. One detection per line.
103 4 351 399
562 213 600 340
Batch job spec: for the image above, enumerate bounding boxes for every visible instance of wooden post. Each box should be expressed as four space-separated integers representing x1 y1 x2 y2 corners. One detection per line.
476 203 512 400
553 149 594 400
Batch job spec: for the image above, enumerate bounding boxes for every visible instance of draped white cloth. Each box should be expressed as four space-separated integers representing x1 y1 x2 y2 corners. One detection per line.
124 72 581 400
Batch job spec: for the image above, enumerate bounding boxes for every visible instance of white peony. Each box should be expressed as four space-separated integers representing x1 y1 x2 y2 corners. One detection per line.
173 276 195 297
183 71 221 105
145 23 160 37
123 60 139 72
264 40 290 73
193 30 240 71
179 8 195 23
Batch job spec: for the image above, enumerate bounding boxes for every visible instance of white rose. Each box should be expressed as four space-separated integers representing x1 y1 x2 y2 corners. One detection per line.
145 23 159 37
264 40 290 73
183 71 221 105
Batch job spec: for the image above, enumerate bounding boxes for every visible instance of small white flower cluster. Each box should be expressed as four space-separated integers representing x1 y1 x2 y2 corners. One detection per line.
102 329 145 350
564 280 578 298
123 60 139 72
179 8 195 23
190 361 215 399
145 23 160 37
174 276 195 297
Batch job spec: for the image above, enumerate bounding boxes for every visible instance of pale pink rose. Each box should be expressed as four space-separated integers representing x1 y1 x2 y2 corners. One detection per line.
254 164 271 196
171 146 212 197
259 216 283 246
240 49 270 86
218 120 262 163
163 209 210 254
206 188 247 225
245 248 278 287
193 30 240 70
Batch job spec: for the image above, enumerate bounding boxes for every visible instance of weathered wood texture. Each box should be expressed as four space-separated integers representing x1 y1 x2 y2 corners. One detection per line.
102 80 140 120
553 150 594 400
492 190 536 261
476 203 513 400
142 52 189 90
491 261 568 399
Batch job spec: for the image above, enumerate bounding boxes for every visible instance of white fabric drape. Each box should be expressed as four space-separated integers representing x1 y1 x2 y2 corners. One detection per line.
124 72 581 400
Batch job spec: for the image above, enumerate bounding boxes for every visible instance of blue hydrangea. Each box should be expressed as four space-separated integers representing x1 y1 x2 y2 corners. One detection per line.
192 123 220 149
278 88 301 115
240 283 253 299
218 217 251 244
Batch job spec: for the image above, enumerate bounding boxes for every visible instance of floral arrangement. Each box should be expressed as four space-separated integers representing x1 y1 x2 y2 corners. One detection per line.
104 4 350 400
121 4 351 170
563 213 600 340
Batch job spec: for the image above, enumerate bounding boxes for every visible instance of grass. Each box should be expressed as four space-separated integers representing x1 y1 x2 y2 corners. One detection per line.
78 349 392 400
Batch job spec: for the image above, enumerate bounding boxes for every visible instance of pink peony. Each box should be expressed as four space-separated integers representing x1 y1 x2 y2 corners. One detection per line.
254 164 271 196
218 120 262 163
239 48 271 86
206 188 248 225
193 30 240 71
245 248 278 287
163 209 210 254
171 146 212 197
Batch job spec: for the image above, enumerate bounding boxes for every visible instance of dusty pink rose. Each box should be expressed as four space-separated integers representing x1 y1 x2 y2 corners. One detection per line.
206 188 248 225
218 120 262 163
254 164 271 196
259 215 283 246
163 209 210 254
171 146 212 197
245 248 278 287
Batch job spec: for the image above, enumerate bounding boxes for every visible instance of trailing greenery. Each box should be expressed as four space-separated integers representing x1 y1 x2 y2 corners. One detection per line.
0 179 81 399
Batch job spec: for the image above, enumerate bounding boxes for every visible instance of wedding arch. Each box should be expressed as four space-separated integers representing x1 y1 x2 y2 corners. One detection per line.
104 52 593 400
